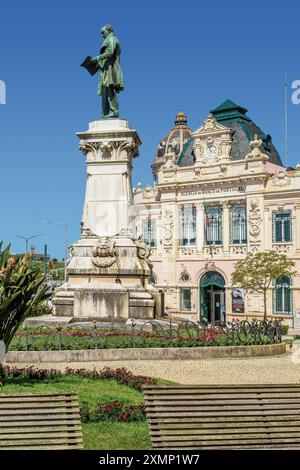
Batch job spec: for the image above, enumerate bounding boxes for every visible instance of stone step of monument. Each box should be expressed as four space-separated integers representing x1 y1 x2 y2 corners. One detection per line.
129 292 153 299
129 299 155 307
24 315 74 327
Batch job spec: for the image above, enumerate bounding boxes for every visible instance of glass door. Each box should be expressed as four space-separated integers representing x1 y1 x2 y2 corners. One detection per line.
212 291 225 323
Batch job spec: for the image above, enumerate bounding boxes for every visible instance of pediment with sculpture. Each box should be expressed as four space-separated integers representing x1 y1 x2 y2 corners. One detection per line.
192 115 233 167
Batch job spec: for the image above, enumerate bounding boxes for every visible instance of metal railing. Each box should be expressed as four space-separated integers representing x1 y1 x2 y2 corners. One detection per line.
9 319 282 351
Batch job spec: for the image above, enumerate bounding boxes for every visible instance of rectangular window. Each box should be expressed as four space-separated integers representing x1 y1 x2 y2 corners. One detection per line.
180 288 192 310
142 217 156 247
205 207 222 245
180 205 196 246
231 205 247 244
272 211 292 242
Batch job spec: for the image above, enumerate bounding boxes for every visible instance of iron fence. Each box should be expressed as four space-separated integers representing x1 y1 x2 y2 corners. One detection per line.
9 319 282 351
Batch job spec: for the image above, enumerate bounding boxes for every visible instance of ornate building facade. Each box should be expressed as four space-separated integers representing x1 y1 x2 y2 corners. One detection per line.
133 100 300 326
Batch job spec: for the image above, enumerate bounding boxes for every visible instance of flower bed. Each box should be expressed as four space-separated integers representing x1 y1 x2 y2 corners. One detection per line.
80 401 146 423
8 319 282 351
3 365 157 391
1 365 152 445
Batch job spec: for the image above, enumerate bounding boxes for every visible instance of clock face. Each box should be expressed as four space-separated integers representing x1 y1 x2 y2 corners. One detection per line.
206 144 217 157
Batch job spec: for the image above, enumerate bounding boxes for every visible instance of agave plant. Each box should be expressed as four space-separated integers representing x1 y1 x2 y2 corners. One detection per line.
0 241 49 352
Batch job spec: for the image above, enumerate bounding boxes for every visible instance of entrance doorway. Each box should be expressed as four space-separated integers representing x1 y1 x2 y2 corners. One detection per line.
200 271 226 323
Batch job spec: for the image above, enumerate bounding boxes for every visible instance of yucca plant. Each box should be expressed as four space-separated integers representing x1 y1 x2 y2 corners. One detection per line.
0 241 49 384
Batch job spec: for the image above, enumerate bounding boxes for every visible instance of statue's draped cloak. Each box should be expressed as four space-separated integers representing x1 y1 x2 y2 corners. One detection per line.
97 32 124 96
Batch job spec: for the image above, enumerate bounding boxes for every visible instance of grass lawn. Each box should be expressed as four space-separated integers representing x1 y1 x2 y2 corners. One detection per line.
1 374 151 450
82 422 150 450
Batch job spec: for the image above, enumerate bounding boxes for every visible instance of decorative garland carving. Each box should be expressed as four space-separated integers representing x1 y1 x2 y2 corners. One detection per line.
92 237 117 268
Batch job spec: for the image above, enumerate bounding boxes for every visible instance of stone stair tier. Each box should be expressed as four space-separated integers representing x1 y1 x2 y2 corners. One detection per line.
129 291 155 319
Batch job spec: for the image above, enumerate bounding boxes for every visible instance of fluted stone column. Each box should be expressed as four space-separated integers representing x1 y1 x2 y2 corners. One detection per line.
78 119 140 237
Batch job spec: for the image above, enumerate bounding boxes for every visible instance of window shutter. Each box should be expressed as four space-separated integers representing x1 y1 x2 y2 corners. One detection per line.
275 217 282 242
143 219 148 244
150 219 156 246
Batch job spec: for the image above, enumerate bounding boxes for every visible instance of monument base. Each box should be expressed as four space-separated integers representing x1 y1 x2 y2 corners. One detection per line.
52 230 163 321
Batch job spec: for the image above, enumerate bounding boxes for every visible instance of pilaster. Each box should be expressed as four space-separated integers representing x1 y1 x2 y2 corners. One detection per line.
222 201 230 256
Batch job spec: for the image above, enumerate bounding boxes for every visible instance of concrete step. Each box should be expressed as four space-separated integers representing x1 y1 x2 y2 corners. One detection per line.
129 299 154 307
24 315 74 327
129 292 153 299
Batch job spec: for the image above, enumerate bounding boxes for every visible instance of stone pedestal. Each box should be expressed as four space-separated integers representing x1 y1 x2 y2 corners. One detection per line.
53 118 163 321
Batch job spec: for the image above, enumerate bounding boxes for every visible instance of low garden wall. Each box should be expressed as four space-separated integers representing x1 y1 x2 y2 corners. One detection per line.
5 342 286 363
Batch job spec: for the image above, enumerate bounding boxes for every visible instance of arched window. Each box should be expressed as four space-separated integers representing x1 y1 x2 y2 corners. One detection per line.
274 276 292 315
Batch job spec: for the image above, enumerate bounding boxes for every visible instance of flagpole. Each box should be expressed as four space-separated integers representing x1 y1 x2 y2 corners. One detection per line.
284 72 288 168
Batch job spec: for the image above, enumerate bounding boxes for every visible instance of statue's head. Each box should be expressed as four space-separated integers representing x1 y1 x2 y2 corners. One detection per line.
101 24 113 38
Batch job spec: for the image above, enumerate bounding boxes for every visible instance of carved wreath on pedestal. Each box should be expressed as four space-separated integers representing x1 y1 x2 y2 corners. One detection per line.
92 237 117 268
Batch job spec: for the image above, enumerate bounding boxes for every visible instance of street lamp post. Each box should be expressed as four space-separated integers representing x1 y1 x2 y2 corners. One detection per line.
43 220 68 283
15 233 43 253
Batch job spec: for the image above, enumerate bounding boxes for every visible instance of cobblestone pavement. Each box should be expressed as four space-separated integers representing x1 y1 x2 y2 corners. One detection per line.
6 352 300 384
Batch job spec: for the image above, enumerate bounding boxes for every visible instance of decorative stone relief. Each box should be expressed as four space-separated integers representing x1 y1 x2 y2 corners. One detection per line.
117 228 134 239
179 267 191 283
80 222 97 239
162 208 174 253
271 170 291 187
204 246 223 256
230 245 247 255
248 199 262 240
246 134 269 161
179 247 196 256
79 138 138 162
161 151 177 171
194 164 226 177
192 115 233 171
202 115 218 131
272 243 292 254
249 244 260 253
142 185 155 200
92 237 116 268
135 238 153 269
194 139 204 162
205 261 216 271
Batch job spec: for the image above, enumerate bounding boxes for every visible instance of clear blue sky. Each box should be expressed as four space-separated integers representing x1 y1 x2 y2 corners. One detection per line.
0 0 299 259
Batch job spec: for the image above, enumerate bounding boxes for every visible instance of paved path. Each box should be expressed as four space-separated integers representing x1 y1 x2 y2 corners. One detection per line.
6 351 300 385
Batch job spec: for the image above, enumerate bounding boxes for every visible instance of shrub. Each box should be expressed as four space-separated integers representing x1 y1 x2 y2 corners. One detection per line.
0 242 48 351
80 400 146 423
280 324 289 335
27 301 53 317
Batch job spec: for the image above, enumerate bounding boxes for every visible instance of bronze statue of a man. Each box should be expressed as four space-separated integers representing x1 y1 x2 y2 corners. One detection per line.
90 24 124 118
